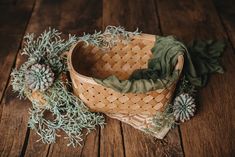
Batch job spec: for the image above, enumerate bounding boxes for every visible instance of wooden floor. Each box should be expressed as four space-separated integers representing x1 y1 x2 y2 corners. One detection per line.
0 0 234 156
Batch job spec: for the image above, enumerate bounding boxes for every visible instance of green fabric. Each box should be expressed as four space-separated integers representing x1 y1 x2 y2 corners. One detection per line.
185 40 225 86
93 36 225 93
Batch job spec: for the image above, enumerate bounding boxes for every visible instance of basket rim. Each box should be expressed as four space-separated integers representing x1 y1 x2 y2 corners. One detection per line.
67 33 184 85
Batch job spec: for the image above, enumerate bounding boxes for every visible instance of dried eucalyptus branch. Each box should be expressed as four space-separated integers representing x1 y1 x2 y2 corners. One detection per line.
78 25 141 49
28 80 105 147
10 26 140 147
22 28 77 70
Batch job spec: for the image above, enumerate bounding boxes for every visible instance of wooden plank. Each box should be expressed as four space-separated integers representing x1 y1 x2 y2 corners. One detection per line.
0 87 30 157
0 54 33 157
99 116 125 157
103 0 184 156
23 0 103 156
213 0 235 50
0 0 35 102
0 0 16 5
103 0 161 34
156 0 235 156
100 2 127 155
0 1 35 157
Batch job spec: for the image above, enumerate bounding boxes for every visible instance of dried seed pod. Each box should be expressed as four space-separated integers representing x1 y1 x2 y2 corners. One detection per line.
25 63 54 91
173 93 196 122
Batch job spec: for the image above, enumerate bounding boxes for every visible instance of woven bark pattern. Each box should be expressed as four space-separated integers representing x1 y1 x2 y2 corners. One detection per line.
107 113 171 139
68 34 183 115
73 36 154 80
71 76 175 115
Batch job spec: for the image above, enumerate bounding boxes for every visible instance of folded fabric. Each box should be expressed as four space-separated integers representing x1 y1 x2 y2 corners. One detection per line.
93 36 225 92
186 40 225 86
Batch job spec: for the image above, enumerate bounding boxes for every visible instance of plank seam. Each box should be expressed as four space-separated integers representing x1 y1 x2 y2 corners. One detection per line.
211 0 235 52
98 127 101 157
177 126 185 157
0 0 37 127
0 0 37 104
45 144 51 157
120 122 126 157
19 128 30 157
153 0 163 36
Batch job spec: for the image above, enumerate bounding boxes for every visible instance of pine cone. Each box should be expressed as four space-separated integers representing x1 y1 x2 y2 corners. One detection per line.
25 63 54 91
173 93 196 122
46 57 65 72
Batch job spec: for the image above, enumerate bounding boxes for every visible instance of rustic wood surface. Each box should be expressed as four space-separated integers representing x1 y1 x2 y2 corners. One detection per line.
0 0 234 157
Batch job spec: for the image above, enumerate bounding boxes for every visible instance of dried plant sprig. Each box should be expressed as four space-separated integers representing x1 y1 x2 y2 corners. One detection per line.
11 28 105 147
152 105 175 132
78 25 141 49
22 28 77 71
11 26 141 146
28 80 105 147
142 104 175 137
176 76 197 96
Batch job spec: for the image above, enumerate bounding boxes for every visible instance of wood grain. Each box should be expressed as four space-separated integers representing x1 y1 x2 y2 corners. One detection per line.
0 0 35 102
156 0 235 156
213 0 235 50
0 88 30 157
0 0 16 5
0 1 35 157
0 53 33 157
103 0 184 156
99 116 125 157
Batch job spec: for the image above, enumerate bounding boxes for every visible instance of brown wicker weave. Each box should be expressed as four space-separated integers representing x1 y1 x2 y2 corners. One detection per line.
68 34 184 115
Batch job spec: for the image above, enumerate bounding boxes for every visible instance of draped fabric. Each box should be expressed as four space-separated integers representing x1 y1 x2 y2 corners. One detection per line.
94 36 225 93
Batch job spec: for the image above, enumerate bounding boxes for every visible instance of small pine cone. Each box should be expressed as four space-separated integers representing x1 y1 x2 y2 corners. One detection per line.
46 57 65 72
173 93 196 122
25 63 54 91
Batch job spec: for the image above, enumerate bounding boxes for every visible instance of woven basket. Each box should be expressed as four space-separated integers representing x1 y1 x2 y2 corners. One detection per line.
68 34 184 115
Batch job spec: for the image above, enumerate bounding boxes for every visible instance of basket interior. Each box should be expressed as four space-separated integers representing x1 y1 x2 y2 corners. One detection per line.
71 37 155 80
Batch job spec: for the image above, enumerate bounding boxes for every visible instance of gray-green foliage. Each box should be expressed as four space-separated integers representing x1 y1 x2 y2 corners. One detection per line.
29 80 105 147
22 28 77 66
10 26 140 146
11 28 77 97
79 26 140 49
10 28 106 147
176 76 197 96
151 105 175 132
149 77 197 130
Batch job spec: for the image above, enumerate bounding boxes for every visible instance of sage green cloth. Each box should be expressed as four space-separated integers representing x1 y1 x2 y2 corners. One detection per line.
185 40 225 86
93 36 225 93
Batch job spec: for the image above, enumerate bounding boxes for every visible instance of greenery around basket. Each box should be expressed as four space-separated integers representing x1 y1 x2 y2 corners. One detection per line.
10 26 141 147
142 103 175 138
148 76 197 133
78 26 140 49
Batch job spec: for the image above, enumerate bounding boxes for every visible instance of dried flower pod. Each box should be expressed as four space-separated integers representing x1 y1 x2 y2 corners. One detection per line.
46 57 65 72
25 63 54 91
173 93 196 122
